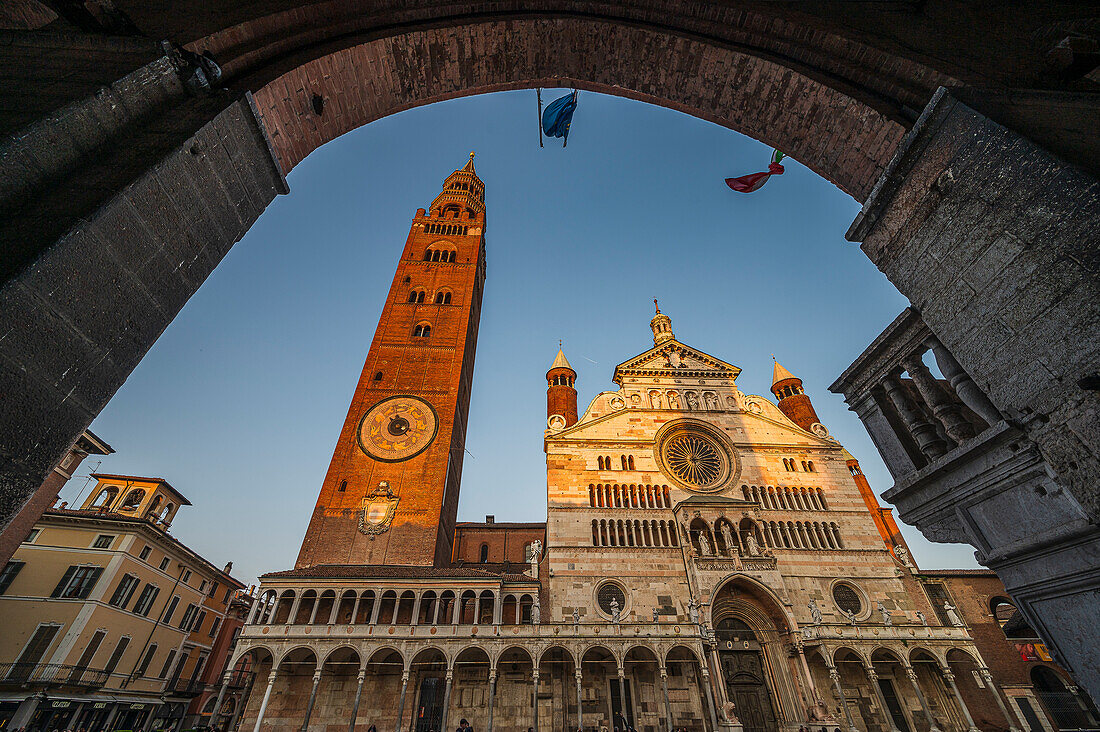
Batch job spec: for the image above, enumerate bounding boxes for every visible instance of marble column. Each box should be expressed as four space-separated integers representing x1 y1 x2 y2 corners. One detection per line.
328 596 341 624
828 667 858 732
903 666 941 732
441 670 454 732
246 597 262 625
700 667 719 732
228 672 255 732
660 667 673 732
979 668 1022 732
941 669 981 732
307 596 321 624
882 372 949 459
534 670 541 732
865 666 901 732
411 594 422 625
348 669 365 732
301 668 323 732
369 591 383 625
288 594 303 624
395 671 410 732
617 667 628 728
210 671 233 729
927 336 1002 427
487 670 498 732
576 668 584 732
350 595 362 625
252 670 278 732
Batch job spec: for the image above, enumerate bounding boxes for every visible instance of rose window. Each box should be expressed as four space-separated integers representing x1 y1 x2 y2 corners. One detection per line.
665 434 723 486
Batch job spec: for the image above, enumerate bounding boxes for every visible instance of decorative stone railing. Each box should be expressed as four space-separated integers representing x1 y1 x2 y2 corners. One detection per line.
692 555 777 572
242 621 706 642
798 623 972 643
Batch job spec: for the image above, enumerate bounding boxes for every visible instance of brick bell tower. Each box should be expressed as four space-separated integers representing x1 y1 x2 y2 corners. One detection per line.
770 358 822 431
546 345 578 428
296 154 487 569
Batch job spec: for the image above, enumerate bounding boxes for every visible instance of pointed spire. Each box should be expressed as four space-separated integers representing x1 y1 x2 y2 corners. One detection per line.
771 357 797 386
551 345 573 371
463 151 476 172
650 299 675 346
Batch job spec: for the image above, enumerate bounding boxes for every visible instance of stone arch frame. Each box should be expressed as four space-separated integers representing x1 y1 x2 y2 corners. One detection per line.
581 643 622 667
831 645 870 668
322 643 364 667
275 644 320 670
829 578 872 622
409 645 450 670
705 573 797 632
228 643 277 674
537 644 577 668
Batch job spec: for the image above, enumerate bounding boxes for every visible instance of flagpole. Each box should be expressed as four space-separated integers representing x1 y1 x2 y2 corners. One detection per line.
563 89 576 148
537 88 544 148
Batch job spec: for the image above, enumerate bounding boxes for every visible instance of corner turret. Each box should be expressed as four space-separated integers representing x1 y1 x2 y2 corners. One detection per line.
547 344 578 427
770 358 821 432
650 299 675 346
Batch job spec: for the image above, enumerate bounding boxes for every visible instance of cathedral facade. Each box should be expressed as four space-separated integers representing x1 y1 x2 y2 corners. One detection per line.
225 159 1037 732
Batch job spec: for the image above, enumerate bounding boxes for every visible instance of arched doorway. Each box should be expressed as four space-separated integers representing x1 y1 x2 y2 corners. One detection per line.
1031 666 1100 732
715 618 778 732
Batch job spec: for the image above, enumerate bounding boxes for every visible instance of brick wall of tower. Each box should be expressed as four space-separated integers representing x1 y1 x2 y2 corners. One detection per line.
774 385 820 431
296 184 486 569
547 386 578 427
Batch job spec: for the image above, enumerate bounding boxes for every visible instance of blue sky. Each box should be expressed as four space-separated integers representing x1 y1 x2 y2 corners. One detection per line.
69 90 980 583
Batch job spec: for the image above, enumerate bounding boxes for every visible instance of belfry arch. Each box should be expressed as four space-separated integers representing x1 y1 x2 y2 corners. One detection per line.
1 0 1098 701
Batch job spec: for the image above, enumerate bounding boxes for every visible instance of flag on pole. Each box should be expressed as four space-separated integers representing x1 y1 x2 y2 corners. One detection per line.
725 150 785 193
541 91 578 146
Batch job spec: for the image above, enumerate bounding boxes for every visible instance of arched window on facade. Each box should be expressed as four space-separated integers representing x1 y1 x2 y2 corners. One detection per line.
620 455 628 470
413 323 432 338
807 460 815 472
373 371 383 381
435 290 452 305
119 489 145 510
479 544 489 563
628 456 635 470
408 289 426 303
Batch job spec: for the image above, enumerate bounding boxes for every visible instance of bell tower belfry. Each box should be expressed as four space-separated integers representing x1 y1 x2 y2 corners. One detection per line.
296 154 487 569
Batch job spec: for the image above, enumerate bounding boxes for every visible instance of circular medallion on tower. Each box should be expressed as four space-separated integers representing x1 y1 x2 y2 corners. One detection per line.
357 395 439 462
654 419 740 493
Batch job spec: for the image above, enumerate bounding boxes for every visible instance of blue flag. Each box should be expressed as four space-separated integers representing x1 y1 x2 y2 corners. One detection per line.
541 91 577 141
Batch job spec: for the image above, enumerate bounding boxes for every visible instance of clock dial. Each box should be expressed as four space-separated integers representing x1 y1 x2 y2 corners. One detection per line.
356 395 439 462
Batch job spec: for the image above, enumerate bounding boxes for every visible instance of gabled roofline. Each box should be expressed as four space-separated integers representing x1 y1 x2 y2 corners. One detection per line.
612 339 740 384
90 473 192 506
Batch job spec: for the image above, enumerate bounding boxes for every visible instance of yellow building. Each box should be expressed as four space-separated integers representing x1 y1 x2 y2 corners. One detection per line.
0 475 245 731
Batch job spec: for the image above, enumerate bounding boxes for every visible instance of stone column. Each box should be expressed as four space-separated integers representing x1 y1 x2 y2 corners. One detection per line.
369 591 383 625
246 597 263 625
348 669 366 732
252 670 278 732
900 352 975 443
395 671 410 732
99 702 123 732
795 644 819 712
308 595 322 624
617 667 627 728
979 668 1022 732
288 594 303 624
441 669 454 732
533 669 541 732
828 667 858 732
927 336 1002 427
412 594 422 625
882 372 949 459
451 593 462 624
229 672 255 732
706 645 729 710
487 669 498 732
431 596 441 625
350 595 362 625
865 666 901 732
210 671 233 729
301 668 323 732
328 596 342 624
904 666 941 732
493 594 502 625
576 668 584 732
941 669 980 732
700 667 719 732
660 667 673 732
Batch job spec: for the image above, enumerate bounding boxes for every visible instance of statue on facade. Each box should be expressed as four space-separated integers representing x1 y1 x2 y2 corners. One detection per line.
532 596 541 624
650 392 662 409
845 609 857 625
686 392 700 410
808 599 823 625
877 601 892 626
609 598 621 623
893 544 914 569
744 532 758 556
722 701 740 725
944 602 963 626
808 697 831 722
668 392 681 409
705 393 719 410
531 539 543 560
653 607 660 623
721 524 737 555
688 598 700 624
573 608 580 625
916 611 927 626
699 532 713 556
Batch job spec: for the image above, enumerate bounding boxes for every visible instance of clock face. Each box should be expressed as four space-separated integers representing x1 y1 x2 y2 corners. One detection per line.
356 395 439 462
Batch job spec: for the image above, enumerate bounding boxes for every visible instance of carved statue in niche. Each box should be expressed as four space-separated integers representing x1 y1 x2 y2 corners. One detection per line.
698 532 712 556
630 393 641 405
609 598 621 623
944 602 963 626
667 391 681 409
532 596 541 624
893 544 914 568
650 391 663 409
877 601 893 626
726 396 738 409
744 531 758 556
688 597 700 624
720 523 736 555
686 392 700 410
573 608 580 625
704 392 719 410
808 599 823 625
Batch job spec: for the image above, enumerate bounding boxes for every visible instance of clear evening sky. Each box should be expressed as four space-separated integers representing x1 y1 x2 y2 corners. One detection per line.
66 90 981 584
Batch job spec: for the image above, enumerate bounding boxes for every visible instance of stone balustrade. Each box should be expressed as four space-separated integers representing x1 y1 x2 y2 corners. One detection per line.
830 307 1100 696
242 620 706 642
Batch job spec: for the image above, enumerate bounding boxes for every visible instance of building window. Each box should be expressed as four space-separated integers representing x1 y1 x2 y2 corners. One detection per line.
69 629 106 682
10 623 63 680
119 489 145 510
159 557 171 571
92 534 115 549
209 581 219 598
435 290 452 305
108 574 140 608
596 582 627 617
191 610 207 633
832 583 863 616
373 371 383 381
163 595 180 624
181 569 192 583
139 545 152 561
158 649 177 679
0 561 26 594
208 617 222 638
132 584 160 616
408 289 426 303
136 643 158 677
24 528 39 543
179 604 198 630
338 480 347 492
199 580 207 593
923 582 958 625
222 587 233 604
479 544 489 563
103 636 130 676
413 323 432 338
52 565 104 599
